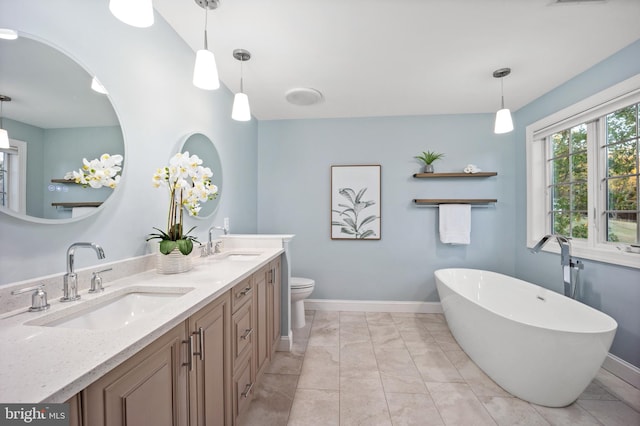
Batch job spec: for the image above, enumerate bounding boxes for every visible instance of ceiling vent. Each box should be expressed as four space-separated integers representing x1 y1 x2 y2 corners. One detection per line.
285 88 324 106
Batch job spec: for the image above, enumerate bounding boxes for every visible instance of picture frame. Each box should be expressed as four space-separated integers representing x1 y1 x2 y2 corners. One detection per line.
331 164 381 240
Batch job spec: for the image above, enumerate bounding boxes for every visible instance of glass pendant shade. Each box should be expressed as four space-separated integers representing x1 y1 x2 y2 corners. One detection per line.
0 29 18 40
0 129 9 149
193 49 220 90
232 92 251 121
91 77 108 95
494 108 514 134
109 0 154 28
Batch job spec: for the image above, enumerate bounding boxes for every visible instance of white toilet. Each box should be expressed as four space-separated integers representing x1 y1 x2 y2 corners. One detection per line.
290 277 315 329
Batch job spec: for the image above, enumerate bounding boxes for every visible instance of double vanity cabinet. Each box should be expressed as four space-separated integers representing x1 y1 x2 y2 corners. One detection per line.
62 256 282 426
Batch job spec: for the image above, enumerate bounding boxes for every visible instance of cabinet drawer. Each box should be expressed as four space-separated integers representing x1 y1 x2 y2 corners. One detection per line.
233 354 254 421
231 277 253 312
232 301 253 367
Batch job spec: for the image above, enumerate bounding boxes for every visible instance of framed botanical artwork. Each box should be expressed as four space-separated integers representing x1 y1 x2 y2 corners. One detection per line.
331 164 381 240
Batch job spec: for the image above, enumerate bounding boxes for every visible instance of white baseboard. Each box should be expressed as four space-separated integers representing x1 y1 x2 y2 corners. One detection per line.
276 330 293 352
603 353 640 390
304 299 443 314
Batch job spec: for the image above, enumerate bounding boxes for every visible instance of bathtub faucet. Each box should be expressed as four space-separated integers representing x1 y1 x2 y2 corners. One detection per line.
530 234 583 298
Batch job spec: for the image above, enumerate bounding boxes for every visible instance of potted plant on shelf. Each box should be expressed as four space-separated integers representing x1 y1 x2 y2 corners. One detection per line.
414 150 445 173
147 151 218 274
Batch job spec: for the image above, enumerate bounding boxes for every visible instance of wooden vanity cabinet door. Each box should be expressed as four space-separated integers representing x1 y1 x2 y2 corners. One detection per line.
188 291 232 426
268 257 282 353
84 323 189 426
66 393 83 426
253 264 269 380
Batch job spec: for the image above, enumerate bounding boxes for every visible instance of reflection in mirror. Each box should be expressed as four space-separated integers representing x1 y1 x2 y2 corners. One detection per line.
0 34 124 222
180 133 222 219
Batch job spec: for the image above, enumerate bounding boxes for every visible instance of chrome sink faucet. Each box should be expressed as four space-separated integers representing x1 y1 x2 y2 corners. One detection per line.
530 234 583 298
61 242 106 302
207 225 228 256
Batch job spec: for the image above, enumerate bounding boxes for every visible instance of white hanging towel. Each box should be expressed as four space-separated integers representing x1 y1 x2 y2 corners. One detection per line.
439 204 471 244
71 206 97 218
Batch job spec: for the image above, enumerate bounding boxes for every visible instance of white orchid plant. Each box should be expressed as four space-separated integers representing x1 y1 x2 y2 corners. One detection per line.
148 151 218 255
64 153 123 188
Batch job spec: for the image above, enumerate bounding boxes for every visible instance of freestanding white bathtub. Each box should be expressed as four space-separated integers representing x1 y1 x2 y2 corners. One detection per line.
434 268 617 407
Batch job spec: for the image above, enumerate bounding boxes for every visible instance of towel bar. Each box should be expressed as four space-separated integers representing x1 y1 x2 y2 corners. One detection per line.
413 199 497 206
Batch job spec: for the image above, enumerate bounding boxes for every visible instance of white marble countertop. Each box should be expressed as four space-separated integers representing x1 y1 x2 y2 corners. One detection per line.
0 246 284 403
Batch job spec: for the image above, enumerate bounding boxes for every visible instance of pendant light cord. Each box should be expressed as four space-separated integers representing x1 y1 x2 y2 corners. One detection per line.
203 8 209 50
240 58 244 93
500 77 505 109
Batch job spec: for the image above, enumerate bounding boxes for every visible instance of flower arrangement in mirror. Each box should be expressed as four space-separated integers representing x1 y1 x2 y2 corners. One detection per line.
148 151 219 256
64 153 123 188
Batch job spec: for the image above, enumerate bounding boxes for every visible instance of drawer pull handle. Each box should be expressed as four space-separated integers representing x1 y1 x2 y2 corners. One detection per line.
241 382 254 398
237 286 252 297
240 328 253 340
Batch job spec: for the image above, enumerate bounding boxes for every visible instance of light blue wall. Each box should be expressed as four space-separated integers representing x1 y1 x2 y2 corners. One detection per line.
513 40 640 368
258 114 517 302
0 0 258 285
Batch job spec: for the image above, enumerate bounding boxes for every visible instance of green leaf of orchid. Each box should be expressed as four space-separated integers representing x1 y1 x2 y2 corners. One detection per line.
177 239 193 255
159 240 177 255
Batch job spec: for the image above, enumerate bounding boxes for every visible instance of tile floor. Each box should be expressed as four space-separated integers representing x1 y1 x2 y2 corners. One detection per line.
240 310 640 426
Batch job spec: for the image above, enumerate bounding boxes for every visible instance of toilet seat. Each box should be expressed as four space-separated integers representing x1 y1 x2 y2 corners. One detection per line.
291 277 314 289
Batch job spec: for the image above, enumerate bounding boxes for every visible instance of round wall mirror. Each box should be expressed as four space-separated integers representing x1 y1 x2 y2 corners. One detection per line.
180 132 222 219
0 34 124 223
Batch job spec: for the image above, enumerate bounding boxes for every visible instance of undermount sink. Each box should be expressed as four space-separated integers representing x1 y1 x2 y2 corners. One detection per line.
27 286 194 330
212 250 262 261
227 253 261 261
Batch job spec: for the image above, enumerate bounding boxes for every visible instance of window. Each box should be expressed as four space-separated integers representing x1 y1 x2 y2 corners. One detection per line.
527 74 640 269
0 150 8 207
604 104 638 245
0 140 27 215
549 123 589 239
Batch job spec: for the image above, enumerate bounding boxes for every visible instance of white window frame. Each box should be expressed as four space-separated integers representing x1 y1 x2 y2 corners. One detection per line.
526 74 640 269
1 138 27 215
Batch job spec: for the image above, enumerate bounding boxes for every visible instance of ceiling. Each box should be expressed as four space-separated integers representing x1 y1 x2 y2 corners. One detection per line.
155 0 640 121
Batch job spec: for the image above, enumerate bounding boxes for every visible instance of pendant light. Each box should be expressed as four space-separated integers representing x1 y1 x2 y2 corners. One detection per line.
0 95 11 150
232 49 251 122
91 77 108 95
493 68 514 134
192 0 220 90
0 28 18 40
109 0 154 28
